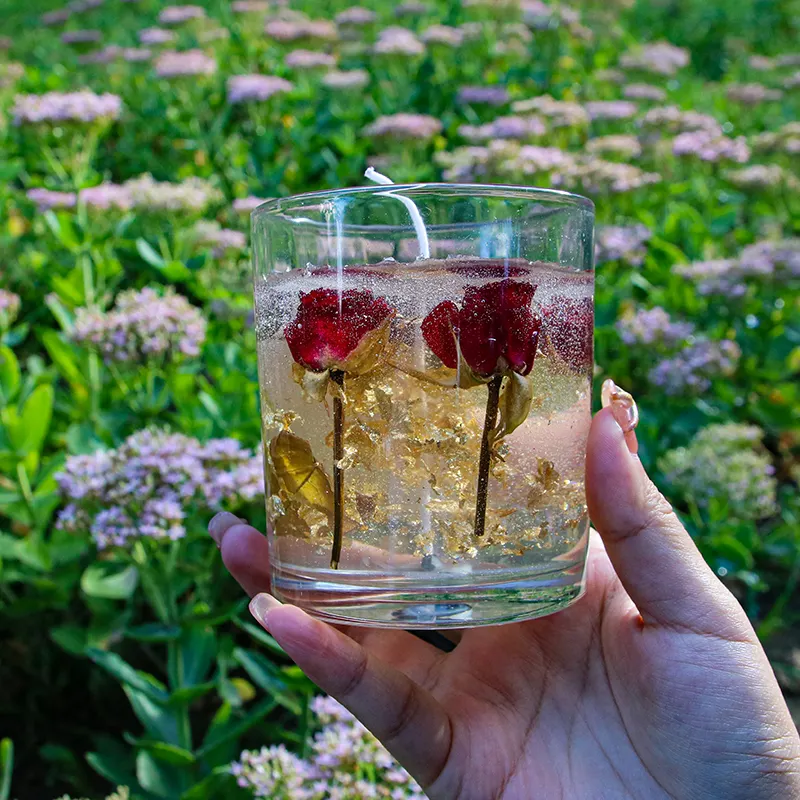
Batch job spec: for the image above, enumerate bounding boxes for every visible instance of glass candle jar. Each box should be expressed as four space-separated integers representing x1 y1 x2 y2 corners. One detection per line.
252 184 594 628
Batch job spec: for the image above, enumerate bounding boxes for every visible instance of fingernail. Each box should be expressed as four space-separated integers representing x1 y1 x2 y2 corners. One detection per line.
249 593 283 631
601 378 639 454
208 511 244 548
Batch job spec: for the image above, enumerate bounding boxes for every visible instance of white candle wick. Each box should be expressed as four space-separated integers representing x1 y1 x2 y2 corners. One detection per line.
365 167 430 260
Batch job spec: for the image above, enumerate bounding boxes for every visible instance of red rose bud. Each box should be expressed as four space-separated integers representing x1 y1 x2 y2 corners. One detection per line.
540 296 594 372
285 288 394 373
422 280 540 377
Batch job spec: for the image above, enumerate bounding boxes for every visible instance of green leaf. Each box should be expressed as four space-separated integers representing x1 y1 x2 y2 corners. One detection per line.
134 740 195 767
167 682 216 705
136 750 185 798
44 210 79 250
162 260 193 281
0 346 20 403
40 330 87 400
124 687 179 745
86 648 169 702
233 648 301 714
0 738 13 800
127 622 182 642
86 737 138 787
180 766 239 800
136 238 166 268
50 624 88 655
197 697 278 760
81 562 139 600
10 384 53 455
179 625 217 687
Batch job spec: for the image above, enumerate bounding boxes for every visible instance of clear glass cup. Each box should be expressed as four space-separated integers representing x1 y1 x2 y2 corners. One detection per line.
252 184 594 628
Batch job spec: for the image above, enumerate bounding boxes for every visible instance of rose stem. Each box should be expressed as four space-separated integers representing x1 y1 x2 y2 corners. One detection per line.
474 374 503 537
330 369 345 569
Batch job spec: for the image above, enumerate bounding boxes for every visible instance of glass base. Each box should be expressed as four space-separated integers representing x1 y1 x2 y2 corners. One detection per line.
271 560 587 629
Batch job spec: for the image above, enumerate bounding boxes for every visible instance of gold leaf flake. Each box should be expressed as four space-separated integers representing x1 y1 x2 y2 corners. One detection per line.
355 492 377 524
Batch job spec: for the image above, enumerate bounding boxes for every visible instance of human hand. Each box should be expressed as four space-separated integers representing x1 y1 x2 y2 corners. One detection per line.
209 384 800 799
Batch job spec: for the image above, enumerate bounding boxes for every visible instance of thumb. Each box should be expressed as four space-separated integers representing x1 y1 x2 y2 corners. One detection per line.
586 386 743 633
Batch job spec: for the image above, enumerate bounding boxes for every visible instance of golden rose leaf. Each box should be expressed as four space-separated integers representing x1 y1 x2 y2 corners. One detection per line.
495 371 535 440
269 430 334 516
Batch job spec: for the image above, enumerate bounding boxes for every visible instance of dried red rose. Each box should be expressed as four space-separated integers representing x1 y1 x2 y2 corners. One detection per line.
540 296 594 372
285 288 394 374
421 280 540 377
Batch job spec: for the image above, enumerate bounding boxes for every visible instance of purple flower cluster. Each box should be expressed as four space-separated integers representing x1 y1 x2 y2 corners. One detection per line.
0 62 24 89
421 24 464 47
12 91 123 125
227 74 293 104
674 240 799 295
623 83 667 102
265 18 338 42
585 100 638 121
435 145 493 181
0 290 21 328
620 41 690 76
672 130 750 163
138 27 176 45
154 49 217 77
364 113 442 141
725 82 782 105
78 182 133 210
56 429 263 549
725 164 799 191
193 221 247 257
783 71 800 90
373 26 425 56
459 114 546 142
78 46 152 65
42 9 72 25
123 174 222 212
674 259 745 296
659 424 777 521
457 85 510 106
551 158 661 194
335 6 376 26
158 5 206 25
585 134 642 159
512 95 589 128
503 144 575 174
639 106 722 136
594 223 652 265
285 50 336 69
648 338 741 395
27 188 78 211
233 195 270 213
231 696 425 799
322 69 369 90
616 306 695 346
61 29 102 45
71 287 206 363
739 238 800 279
751 122 800 155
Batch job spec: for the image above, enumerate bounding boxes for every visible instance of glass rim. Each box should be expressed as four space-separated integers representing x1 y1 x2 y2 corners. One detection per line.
251 182 594 222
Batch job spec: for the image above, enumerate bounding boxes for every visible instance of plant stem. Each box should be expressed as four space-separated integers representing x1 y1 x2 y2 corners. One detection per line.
330 369 345 569
474 375 503 538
